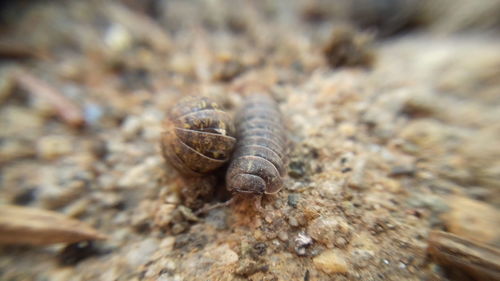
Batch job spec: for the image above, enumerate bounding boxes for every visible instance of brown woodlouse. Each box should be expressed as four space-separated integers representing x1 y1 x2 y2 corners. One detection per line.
161 96 236 175
226 95 286 195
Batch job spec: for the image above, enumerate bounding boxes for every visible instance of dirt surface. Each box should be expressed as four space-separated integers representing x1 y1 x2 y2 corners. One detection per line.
1 1 499 281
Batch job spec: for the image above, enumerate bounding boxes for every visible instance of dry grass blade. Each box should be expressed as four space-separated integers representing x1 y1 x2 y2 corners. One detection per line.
428 230 500 281
0 205 106 245
13 70 84 127
105 2 171 53
0 40 47 59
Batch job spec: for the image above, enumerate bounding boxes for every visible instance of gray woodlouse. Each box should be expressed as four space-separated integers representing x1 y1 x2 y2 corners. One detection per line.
161 96 236 176
226 95 286 195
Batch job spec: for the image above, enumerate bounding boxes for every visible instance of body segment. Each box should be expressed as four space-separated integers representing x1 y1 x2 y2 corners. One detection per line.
161 96 236 175
226 95 286 194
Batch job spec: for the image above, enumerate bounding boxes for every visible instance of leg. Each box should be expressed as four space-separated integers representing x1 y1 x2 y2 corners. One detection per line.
254 195 264 212
195 197 235 215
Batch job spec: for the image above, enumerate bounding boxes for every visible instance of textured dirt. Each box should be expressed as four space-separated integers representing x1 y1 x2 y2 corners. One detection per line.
0 1 499 281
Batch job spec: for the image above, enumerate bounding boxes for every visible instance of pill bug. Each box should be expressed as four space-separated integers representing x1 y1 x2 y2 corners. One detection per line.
226 95 286 195
161 96 236 175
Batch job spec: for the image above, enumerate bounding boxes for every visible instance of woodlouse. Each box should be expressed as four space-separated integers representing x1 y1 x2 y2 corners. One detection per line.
161 96 236 175
226 95 286 195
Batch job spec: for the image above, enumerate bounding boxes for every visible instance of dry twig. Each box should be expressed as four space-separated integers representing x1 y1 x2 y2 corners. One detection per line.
0 205 106 245
428 230 500 281
13 70 84 127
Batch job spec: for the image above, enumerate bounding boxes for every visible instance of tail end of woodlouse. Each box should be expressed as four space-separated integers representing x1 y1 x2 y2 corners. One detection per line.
263 179 283 194
227 173 266 194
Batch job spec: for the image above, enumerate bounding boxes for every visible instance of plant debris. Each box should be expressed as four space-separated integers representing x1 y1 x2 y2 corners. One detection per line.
0 205 106 245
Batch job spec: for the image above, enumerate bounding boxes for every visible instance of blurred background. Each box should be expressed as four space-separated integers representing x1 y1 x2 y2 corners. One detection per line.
0 0 499 280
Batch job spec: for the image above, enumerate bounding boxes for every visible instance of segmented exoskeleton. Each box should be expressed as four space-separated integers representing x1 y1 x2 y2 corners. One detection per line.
226 95 286 195
161 96 236 175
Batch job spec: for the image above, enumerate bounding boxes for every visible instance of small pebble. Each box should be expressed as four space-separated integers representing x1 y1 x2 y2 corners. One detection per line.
278 231 289 242
83 103 104 126
289 216 299 227
205 244 239 266
121 116 142 138
313 250 348 274
295 232 312 247
234 259 262 277
12 188 37 205
295 232 312 256
288 160 307 178
389 165 415 177
350 249 374 268
287 193 300 208
104 23 132 53
254 230 265 241
37 135 73 160
253 242 267 256
307 216 351 248
178 206 199 222
212 55 245 82
348 157 368 190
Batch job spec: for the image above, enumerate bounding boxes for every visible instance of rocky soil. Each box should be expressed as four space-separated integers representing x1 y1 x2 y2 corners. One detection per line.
0 1 499 280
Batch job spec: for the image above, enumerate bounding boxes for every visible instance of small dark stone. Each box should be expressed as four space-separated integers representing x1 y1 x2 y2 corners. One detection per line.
315 166 323 173
304 269 310 281
288 160 306 178
389 165 415 177
227 16 247 34
341 167 352 173
302 4 328 24
158 268 174 277
119 68 150 91
292 61 304 72
212 59 245 82
173 234 190 249
411 209 423 218
323 26 374 68
91 139 108 159
288 193 300 208
309 148 320 159
260 264 269 272
12 187 37 205
133 221 151 234
340 157 348 164
58 241 109 266
370 220 388 235
295 246 307 256
253 242 267 256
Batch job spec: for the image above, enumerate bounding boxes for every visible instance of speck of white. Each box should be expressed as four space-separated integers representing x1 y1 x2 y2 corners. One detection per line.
383 259 390 265
104 23 131 52
295 232 312 246
214 128 227 135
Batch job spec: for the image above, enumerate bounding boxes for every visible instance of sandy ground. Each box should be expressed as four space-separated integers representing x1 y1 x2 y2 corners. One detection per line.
0 1 499 280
